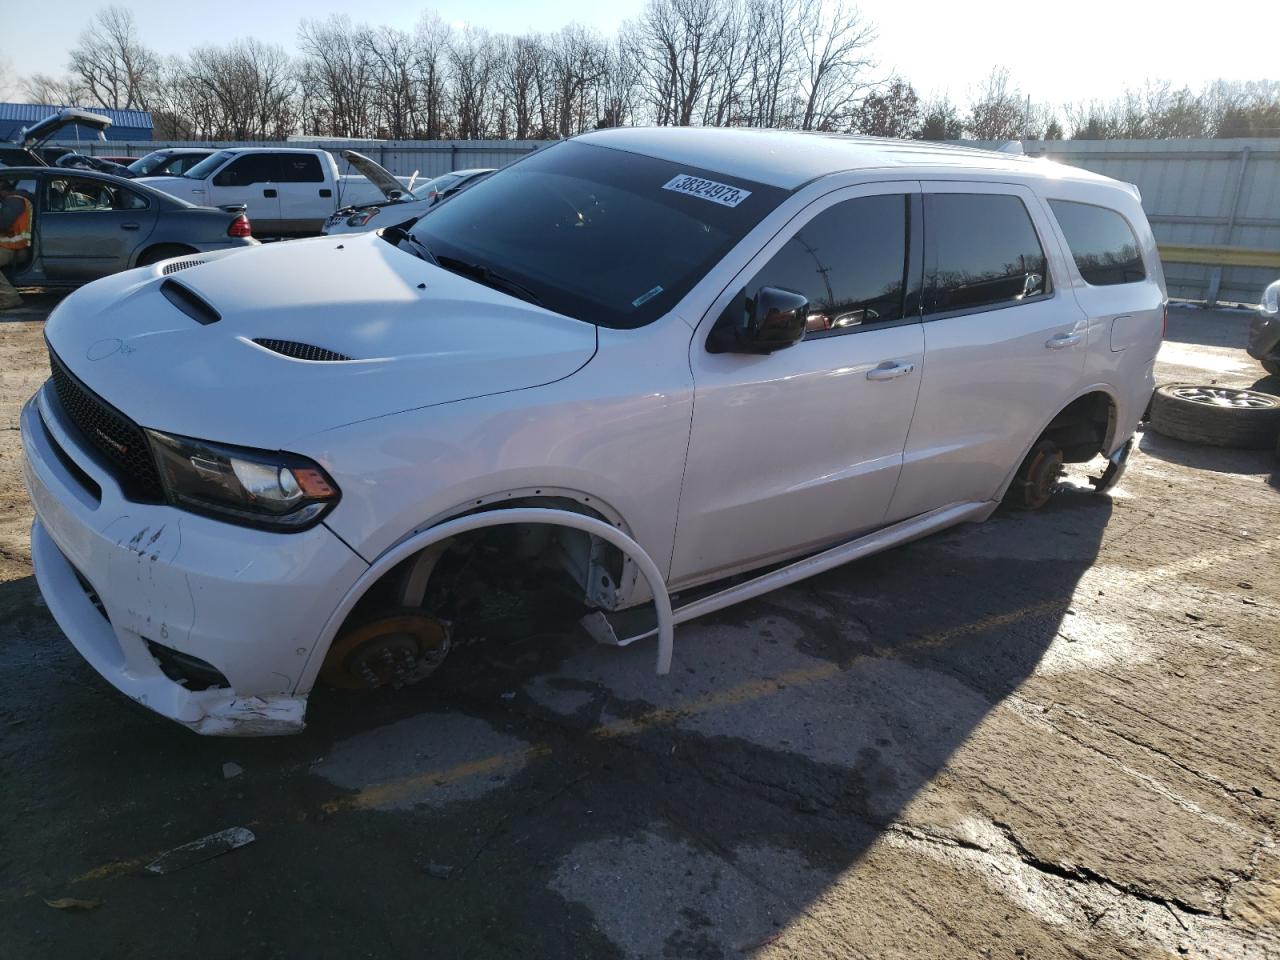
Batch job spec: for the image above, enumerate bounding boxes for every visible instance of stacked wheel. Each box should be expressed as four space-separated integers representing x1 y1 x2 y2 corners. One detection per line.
1148 384 1280 449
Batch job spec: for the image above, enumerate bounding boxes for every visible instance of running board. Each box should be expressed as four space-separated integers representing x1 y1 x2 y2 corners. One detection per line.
582 500 997 648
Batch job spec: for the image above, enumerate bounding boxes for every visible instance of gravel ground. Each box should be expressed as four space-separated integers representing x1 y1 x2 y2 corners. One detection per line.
0 297 1276 960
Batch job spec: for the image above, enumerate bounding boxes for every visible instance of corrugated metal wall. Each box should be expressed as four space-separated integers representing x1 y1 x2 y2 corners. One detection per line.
1020 139 1280 304
54 136 1280 304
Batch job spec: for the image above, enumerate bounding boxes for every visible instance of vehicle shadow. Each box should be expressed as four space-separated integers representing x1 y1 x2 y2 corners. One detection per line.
1138 424 1278 482
1163 304 1254 349
2 491 1116 957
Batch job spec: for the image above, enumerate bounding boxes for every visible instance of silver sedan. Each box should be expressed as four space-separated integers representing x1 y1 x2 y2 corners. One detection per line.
1 166 258 288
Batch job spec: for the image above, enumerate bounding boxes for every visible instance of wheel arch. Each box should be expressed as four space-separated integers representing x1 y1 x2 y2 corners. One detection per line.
994 385 1121 500
132 242 198 268
298 497 670 693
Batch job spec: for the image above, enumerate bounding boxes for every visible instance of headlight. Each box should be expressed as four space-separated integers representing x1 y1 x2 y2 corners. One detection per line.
348 208 380 226
146 430 340 531
1263 279 1280 317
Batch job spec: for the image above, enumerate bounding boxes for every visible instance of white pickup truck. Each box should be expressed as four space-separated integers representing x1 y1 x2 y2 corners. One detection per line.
139 147 405 237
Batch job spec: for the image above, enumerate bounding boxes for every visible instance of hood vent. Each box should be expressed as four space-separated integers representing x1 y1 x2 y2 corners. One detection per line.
159 278 220 325
162 258 206 275
252 339 353 362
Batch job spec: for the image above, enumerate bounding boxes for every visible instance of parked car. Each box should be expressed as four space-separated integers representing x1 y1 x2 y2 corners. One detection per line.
126 148 215 178
323 156 492 235
1248 277 1280 377
0 166 257 287
138 147 403 236
21 128 1164 736
54 152 135 177
1 107 113 168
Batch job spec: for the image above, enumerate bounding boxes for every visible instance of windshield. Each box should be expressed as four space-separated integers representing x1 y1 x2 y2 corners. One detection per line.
410 173 457 200
127 152 169 175
183 150 235 179
406 141 787 329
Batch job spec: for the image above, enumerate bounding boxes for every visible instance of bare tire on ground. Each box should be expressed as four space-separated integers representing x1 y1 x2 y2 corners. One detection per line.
1148 384 1280 449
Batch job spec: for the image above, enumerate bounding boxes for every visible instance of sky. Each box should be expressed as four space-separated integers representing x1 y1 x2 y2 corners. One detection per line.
2 0 1278 108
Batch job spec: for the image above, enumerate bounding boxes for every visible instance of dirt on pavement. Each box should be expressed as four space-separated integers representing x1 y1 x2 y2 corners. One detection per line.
0 298 1276 960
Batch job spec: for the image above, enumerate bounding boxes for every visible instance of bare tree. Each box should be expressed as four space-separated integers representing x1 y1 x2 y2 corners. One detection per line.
412 13 453 140
297 16 377 137
68 6 158 109
21 73 89 106
628 0 733 126
966 67 1048 140
450 26 500 139
793 0 876 131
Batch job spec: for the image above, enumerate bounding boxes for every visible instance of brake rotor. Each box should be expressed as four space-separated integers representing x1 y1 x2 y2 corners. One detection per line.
1009 440 1064 510
320 611 451 690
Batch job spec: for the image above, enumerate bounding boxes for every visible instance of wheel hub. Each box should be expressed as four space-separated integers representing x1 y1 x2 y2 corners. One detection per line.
320 612 451 690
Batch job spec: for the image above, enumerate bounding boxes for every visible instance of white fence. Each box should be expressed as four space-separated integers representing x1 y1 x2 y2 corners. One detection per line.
55 135 1280 304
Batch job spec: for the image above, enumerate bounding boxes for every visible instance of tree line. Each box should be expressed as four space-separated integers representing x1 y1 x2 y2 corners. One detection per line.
17 4 1280 142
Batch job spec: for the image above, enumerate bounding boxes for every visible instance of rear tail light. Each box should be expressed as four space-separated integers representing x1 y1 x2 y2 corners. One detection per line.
228 214 252 238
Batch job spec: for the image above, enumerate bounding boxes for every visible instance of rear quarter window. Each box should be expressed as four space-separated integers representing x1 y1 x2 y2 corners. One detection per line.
1049 200 1146 286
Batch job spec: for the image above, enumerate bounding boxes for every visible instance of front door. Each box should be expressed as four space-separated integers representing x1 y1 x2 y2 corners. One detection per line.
887 182 1088 521
208 154 282 232
40 175 158 283
670 184 925 587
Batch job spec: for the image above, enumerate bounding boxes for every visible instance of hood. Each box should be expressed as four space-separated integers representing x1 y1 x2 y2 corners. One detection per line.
45 234 598 450
340 150 406 201
18 108 112 148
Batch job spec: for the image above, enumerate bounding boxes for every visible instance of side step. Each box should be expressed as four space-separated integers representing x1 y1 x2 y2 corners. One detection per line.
582 500 996 648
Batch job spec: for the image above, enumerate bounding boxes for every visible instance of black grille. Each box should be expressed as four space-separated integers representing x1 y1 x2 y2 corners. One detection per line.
252 339 353 362
161 258 205 275
48 349 164 501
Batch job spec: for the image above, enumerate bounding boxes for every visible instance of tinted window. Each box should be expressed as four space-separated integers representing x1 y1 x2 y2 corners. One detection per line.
408 141 787 329
213 154 278 186
1049 200 1146 286
924 193 1049 314
183 150 235 180
745 194 909 334
277 154 324 183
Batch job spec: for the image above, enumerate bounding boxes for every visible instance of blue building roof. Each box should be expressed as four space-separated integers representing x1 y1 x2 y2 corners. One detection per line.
0 102 153 142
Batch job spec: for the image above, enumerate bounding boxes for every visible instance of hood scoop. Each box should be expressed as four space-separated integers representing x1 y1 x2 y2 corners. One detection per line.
162 258 206 275
159 279 220 325
252 339 354 362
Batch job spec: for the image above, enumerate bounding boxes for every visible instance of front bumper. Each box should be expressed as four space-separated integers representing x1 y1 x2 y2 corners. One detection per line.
1247 311 1279 364
20 384 368 735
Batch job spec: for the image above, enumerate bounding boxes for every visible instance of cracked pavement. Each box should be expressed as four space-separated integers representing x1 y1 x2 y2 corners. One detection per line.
0 299 1276 959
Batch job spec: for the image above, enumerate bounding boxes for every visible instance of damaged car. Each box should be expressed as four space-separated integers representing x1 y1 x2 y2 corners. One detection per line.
323 150 491 235
21 128 1165 735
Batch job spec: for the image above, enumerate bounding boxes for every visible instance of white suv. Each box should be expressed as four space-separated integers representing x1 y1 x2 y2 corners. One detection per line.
21 128 1165 735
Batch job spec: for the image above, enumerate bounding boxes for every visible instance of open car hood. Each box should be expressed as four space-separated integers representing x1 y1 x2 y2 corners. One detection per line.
339 149 408 201
18 108 113 148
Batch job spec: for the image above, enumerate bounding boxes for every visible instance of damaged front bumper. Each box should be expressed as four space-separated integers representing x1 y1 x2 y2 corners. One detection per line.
21 386 368 736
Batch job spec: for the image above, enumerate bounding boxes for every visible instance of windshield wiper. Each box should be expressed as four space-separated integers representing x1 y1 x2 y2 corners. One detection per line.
435 255 544 307
381 225 439 267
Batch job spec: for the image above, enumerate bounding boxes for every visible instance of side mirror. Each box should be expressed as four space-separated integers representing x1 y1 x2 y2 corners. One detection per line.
738 286 809 352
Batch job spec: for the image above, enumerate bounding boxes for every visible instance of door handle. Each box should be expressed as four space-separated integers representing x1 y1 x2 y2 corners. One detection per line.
263 188 278 198
1045 333 1082 350
121 222 140 230
866 360 916 381
319 188 332 198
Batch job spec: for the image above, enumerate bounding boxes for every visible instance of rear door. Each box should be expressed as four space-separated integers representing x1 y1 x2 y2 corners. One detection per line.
671 184 925 586
887 182 1087 521
208 153 282 230
275 153 332 232
40 175 159 282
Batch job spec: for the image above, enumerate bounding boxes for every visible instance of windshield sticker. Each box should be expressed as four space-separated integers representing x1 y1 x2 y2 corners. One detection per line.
662 174 751 208
632 286 664 307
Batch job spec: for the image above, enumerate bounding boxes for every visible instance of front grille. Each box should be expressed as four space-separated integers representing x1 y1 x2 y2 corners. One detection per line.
252 338 353 362
47 349 164 501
